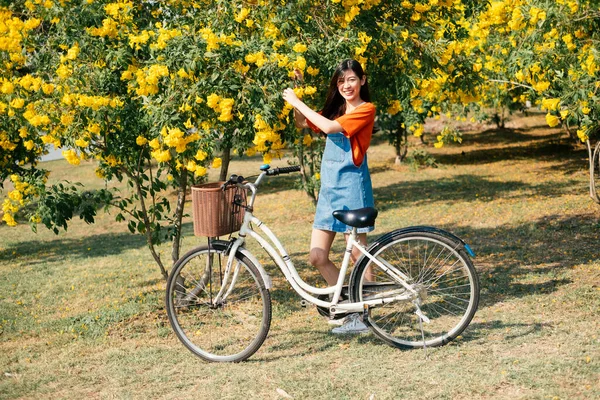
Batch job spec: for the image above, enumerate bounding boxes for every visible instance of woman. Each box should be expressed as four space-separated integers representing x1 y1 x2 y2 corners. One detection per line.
282 59 376 334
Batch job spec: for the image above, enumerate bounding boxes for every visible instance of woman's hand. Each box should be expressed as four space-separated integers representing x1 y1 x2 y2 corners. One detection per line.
292 68 303 84
283 88 301 108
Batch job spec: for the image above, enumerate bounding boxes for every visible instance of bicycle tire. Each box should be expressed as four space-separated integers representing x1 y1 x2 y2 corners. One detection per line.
349 230 479 349
166 241 271 362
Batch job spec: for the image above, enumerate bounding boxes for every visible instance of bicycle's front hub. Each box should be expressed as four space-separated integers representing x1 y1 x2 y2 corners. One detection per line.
413 284 428 302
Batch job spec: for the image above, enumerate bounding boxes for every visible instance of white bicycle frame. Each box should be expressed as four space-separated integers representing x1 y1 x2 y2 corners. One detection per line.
212 171 419 316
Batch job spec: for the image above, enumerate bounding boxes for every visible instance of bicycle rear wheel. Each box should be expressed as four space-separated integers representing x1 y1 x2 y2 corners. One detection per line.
166 241 271 362
349 231 479 349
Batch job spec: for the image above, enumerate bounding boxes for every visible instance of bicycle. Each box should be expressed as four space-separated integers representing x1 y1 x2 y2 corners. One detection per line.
166 165 480 362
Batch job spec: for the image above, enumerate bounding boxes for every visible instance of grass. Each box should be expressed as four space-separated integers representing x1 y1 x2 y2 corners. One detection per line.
1 112 598 399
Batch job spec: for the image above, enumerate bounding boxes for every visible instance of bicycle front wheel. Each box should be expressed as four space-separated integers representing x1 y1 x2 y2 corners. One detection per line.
166 241 271 362
349 231 479 349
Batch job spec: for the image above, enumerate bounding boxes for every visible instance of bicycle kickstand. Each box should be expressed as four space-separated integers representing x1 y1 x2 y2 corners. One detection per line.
414 302 431 359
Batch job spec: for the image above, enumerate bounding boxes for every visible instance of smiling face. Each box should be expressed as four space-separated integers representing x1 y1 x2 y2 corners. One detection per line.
337 70 366 103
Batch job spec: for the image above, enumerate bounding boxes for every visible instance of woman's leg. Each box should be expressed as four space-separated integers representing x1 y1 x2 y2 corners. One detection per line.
309 229 338 286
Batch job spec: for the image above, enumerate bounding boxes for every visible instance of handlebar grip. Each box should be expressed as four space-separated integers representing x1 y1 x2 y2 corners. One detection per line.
266 165 301 176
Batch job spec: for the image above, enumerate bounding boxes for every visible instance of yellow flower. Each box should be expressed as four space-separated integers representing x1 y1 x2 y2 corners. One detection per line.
75 138 89 148
42 83 54 95
532 81 550 92
195 150 207 161
541 98 560 111
577 128 588 142
302 134 312 146
293 87 304 99
151 149 171 163
87 124 101 135
10 98 25 109
136 136 148 146
293 43 307 53
66 43 80 60
194 166 207 177
304 86 317 95
545 113 560 127
581 107 591 115
185 160 197 171
515 70 525 81
413 125 424 137
263 153 272 164
235 8 250 23
387 100 403 115
206 93 221 110
211 157 222 169
56 64 71 79
148 138 161 149
2 212 17 227
63 149 81 165
1 80 14 94
293 56 306 71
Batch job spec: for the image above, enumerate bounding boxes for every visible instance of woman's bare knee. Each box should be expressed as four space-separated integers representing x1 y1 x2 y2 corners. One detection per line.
309 248 328 268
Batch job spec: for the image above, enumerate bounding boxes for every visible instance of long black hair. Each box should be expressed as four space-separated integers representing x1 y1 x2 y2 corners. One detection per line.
321 59 371 120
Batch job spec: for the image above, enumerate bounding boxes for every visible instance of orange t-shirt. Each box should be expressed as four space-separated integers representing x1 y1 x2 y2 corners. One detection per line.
307 102 376 167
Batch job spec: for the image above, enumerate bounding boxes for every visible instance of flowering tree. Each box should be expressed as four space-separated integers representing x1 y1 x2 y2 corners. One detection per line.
465 0 600 201
4 0 596 280
0 0 361 278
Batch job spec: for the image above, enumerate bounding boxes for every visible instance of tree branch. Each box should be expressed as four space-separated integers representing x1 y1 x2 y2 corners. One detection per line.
487 79 535 91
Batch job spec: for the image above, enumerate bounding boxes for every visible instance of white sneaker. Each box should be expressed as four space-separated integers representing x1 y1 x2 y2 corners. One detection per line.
331 313 370 334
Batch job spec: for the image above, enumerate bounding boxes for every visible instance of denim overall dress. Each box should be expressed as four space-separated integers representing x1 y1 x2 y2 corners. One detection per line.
313 133 375 233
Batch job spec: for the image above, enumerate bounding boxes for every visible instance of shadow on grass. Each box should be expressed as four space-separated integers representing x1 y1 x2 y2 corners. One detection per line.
435 140 587 173
254 328 385 362
373 174 581 211
0 230 148 267
461 126 558 145
435 214 597 306
460 320 550 344
257 319 550 362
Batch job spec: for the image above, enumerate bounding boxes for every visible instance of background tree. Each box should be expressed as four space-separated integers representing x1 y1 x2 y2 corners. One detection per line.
2 0 598 281
464 0 600 201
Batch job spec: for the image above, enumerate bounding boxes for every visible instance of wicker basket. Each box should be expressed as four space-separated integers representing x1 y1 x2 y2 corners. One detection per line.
191 182 245 237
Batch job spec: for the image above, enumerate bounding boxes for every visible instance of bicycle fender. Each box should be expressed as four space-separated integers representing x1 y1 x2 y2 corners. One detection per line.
233 246 273 290
373 226 476 257
211 239 273 290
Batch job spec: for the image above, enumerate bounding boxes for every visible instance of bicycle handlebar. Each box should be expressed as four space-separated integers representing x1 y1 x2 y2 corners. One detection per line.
266 165 301 176
223 165 301 190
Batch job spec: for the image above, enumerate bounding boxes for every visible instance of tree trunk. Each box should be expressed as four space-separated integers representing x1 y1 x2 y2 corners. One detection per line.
587 140 600 204
171 171 188 267
132 172 168 280
394 121 408 165
297 135 318 205
219 145 232 182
